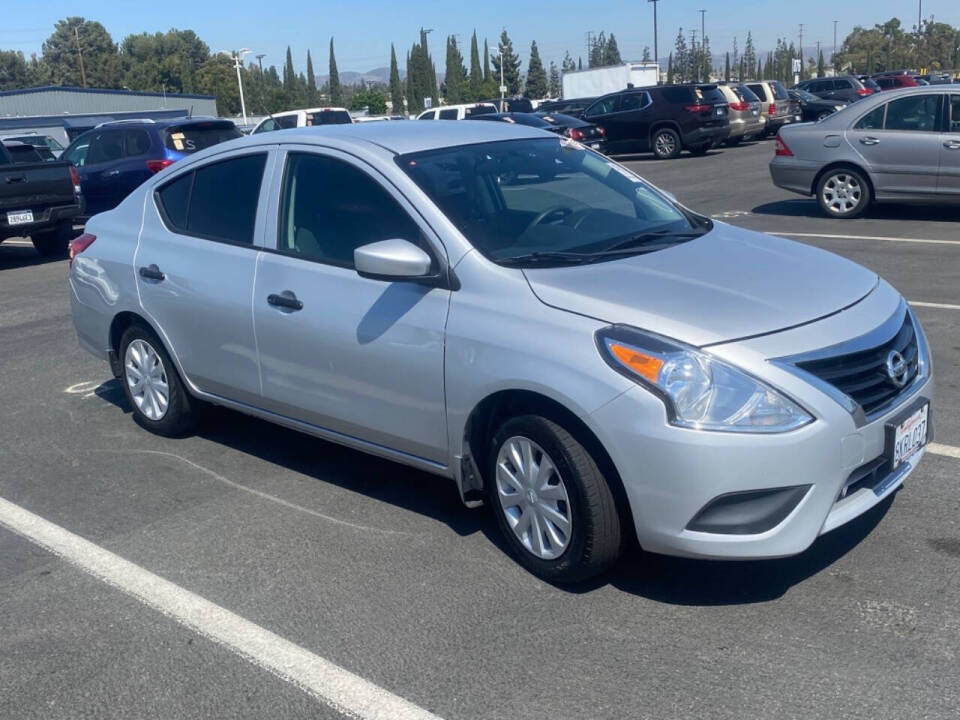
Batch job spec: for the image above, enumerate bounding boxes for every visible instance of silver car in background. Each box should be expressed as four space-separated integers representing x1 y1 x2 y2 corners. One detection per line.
69 121 933 582
713 82 765 145
771 85 960 217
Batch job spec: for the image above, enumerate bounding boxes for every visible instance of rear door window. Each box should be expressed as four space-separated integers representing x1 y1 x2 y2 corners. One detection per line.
734 85 760 103
584 96 619 117
164 122 242 153
86 130 124 165
883 94 940 131
438 108 459 120
950 95 960 132
619 93 650 111
123 129 152 157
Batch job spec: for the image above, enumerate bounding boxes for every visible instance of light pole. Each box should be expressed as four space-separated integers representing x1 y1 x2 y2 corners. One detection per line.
648 0 660 82
255 54 265 73
222 49 251 125
833 20 838 71
499 51 505 109
700 9 707 82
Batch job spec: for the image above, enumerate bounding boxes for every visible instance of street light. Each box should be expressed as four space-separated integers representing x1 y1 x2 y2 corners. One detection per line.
220 48 251 125
648 0 660 83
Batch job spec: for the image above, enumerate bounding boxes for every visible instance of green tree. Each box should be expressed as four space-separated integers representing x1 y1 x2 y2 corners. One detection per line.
491 29 522 95
389 44 403 113
283 46 295 91
120 29 209 94
817 49 826 77
443 35 467 102
667 52 674 84
589 31 606 67
0 50 29 90
524 41 547 98
605 33 622 65
743 31 756 81
468 31 483 100
306 50 318 105
482 38 491 83
724 51 730 81
561 51 576 72
328 38 342 105
673 28 688 83
548 61 560 97
41 17 122 88
701 36 712 80
350 85 387 114
196 53 251 115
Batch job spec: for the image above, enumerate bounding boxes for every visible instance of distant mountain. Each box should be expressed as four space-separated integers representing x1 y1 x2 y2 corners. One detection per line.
315 66 404 86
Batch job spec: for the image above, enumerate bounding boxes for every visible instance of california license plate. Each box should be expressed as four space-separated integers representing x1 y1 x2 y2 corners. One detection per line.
890 402 929 470
6 210 33 225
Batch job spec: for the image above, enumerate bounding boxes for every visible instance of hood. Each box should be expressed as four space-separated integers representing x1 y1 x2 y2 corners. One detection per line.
523 223 878 347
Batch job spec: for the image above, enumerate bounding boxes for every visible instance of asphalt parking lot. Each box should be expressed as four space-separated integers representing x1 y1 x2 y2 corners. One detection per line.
1 137 958 720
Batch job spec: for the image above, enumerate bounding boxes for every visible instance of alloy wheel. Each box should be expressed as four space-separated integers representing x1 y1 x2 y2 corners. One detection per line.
654 132 676 157
124 339 169 421
821 172 863 216
495 436 573 560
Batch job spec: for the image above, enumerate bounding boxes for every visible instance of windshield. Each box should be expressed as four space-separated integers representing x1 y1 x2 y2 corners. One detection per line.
397 138 704 266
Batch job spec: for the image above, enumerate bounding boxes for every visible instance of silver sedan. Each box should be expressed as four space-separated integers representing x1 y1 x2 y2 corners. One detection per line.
770 84 960 218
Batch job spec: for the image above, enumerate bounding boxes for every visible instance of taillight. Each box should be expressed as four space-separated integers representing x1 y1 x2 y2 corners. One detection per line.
684 103 713 113
729 101 750 112
568 128 585 141
857 88 872 96
69 165 81 194
774 135 793 157
146 159 174 173
69 233 96 266
768 104 776 115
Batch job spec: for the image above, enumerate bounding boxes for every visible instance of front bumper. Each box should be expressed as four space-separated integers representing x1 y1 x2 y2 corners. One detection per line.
589 290 933 560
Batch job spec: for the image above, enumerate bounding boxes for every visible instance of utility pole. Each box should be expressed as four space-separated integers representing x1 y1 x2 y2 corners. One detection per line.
73 25 87 88
917 0 923 69
816 40 822 76
585 31 594 65
691 29 698 83
499 51 505 109
255 54 265 73
226 48 251 126
700 9 707 82
648 0 660 82
798 23 806 78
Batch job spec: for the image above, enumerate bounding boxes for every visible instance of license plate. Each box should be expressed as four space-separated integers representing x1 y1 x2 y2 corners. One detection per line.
715 107 724 116
890 402 929 470
6 210 33 226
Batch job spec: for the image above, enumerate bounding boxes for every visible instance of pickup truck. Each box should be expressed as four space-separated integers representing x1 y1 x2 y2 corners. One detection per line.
0 141 84 257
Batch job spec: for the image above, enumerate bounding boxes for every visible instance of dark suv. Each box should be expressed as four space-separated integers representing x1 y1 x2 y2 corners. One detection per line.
794 76 873 103
61 118 242 218
581 84 729 158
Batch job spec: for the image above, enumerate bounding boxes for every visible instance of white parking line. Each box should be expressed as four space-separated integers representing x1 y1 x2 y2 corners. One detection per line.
909 301 960 311
776 232 960 247
929 443 960 460
0 496 443 720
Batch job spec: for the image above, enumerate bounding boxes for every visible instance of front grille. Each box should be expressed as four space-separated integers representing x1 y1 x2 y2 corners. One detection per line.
796 313 919 415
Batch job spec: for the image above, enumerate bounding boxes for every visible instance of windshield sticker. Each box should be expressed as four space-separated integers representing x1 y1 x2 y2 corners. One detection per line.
169 132 186 151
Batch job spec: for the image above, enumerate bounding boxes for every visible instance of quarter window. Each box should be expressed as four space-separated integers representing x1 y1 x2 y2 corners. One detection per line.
278 152 423 268
883 95 939 131
156 172 192 231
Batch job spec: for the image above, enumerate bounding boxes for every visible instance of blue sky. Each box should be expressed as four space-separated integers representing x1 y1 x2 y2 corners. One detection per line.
2 1 957 74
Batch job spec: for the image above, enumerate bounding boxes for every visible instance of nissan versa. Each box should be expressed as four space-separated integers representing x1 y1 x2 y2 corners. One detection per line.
68 122 933 582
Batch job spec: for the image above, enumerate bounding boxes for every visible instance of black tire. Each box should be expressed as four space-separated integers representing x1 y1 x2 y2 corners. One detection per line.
688 144 711 155
31 221 75 258
816 167 871 219
725 136 743 147
118 323 196 436
487 414 621 583
650 128 681 159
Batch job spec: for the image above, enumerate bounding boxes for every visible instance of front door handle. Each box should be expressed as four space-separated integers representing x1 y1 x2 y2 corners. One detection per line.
860 136 880 146
138 264 165 281
104 169 120 177
4 175 26 183
267 292 303 311
944 140 960 150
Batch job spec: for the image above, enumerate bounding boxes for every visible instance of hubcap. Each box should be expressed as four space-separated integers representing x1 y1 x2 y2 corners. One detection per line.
495 436 572 560
124 339 169 421
655 132 676 156
822 173 863 215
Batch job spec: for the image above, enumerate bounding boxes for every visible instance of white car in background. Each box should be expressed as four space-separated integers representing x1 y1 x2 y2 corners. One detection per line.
416 102 498 120
251 107 353 134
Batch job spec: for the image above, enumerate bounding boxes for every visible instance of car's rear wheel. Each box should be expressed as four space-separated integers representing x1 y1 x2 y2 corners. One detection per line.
651 128 681 159
817 167 871 219
119 324 195 436
487 415 621 583
31 221 75 258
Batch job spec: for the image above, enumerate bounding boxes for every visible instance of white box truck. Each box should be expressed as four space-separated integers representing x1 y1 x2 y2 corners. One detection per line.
561 62 660 99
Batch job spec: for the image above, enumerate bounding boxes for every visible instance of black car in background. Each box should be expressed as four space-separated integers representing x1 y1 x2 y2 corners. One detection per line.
535 98 596 119
580 84 729 158
794 75 873 103
469 111 608 152
787 89 848 122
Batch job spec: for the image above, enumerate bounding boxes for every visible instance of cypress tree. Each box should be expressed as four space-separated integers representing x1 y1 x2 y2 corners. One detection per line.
444 35 466 103
491 29 521 95
642 46 651 63
548 61 560 97
283 45 295 91
468 31 482 100
328 38 342 105
605 33 622 65
306 50 317 105
561 51 576 72
482 38 491 82
525 40 547 98
405 50 417 113
589 31 606 67
667 52 674 84
724 51 730 81
389 44 403 114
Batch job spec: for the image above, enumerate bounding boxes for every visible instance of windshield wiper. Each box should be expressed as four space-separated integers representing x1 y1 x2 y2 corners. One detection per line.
603 229 706 253
497 251 598 266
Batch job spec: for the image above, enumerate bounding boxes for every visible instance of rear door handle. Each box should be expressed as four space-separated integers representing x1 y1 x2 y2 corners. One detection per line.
104 169 120 177
944 140 960 150
860 136 880 146
138 264 165 281
267 292 303 311
4 175 26 183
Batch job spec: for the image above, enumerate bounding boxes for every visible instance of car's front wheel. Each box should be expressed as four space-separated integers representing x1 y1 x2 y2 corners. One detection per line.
119 324 196 436
651 128 681 159
487 415 621 583
817 167 871 219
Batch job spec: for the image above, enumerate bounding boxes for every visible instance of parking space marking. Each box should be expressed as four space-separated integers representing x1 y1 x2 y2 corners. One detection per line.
929 443 960 460
909 301 960 311
776 232 960 247
0 496 444 720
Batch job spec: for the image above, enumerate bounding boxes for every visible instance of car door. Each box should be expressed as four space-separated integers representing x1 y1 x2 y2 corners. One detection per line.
113 128 155 204
846 93 943 196
136 149 276 405
583 95 623 147
77 129 125 215
939 93 960 194
252 147 450 464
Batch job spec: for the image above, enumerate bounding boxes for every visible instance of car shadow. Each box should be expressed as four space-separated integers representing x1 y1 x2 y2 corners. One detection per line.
612 150 724 162
753 199 960 222
0 244 64 270
93 380 895 604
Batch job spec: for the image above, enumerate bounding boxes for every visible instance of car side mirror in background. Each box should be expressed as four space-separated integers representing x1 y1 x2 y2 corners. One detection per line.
354 239 433 282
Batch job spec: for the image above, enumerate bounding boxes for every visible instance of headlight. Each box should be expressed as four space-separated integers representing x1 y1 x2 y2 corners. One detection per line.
834 105 845 111
597 326 813 433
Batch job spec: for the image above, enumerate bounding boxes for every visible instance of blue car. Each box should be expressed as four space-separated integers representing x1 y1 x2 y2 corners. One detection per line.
61 118 242 218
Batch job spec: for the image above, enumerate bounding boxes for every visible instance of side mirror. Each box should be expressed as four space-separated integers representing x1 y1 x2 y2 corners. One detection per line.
354 239 433 282
661 189 678 203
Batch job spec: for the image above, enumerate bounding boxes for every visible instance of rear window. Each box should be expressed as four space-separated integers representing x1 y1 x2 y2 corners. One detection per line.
770 82 789 100
696 86 726 104
660 86 697 104
465 105 496 117
164 122 242 153
733 85 760 103
746 84 768 101
5 144 42 163
306 110 352 125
